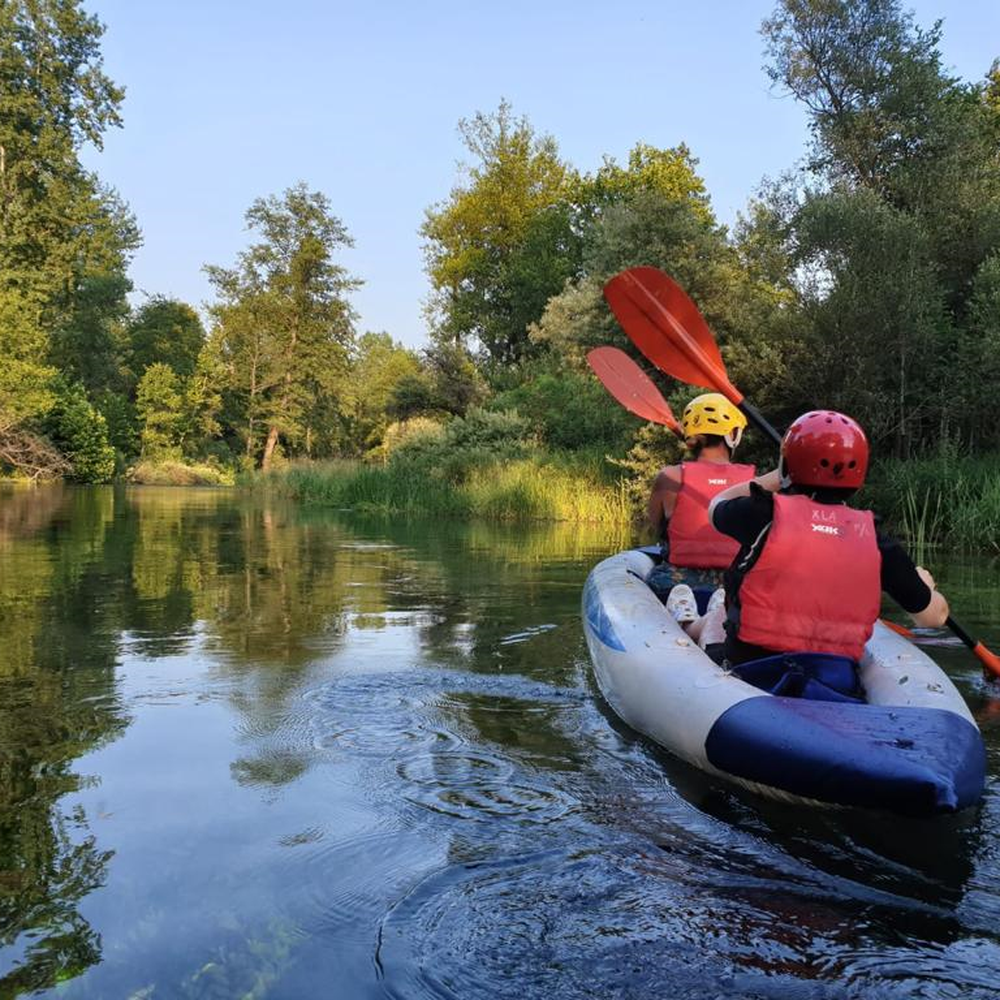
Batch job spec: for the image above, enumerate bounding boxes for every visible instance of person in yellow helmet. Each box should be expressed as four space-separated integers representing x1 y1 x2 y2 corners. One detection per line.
647 393 755 617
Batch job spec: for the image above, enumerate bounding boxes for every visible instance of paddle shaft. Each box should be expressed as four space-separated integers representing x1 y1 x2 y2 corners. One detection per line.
739 401 783 448
945 616 1000 679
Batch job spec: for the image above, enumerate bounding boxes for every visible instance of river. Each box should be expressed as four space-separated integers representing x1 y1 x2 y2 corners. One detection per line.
1 484 999 999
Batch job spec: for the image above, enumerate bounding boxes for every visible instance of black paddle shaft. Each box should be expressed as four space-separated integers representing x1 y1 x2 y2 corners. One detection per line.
738 401 784 448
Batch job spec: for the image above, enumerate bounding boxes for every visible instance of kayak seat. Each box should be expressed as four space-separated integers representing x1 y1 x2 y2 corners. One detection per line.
732 652 864 704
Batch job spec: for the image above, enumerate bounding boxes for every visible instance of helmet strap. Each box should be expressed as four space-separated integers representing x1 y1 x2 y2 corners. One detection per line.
778 454 793 491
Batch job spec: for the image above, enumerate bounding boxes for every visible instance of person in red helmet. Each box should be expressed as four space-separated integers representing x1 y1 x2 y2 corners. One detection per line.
689 410 949 665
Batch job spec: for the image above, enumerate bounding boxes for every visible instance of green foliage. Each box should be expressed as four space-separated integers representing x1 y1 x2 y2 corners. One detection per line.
128 297 206 379
179 343 225 456
378 417 446 460
262 451 631 523
94 388 139 460
793 187 946 444
441 407 532 455
576 142 712 221
0 2 141 480
48 261 134 396
45 381 115 483
343 331 422 449
128 459 235 486
387 371 439 421
206 183 359 468
761 0 1000 455
490 365 634 450
608 422 685 516
0 0 126 306
387 407 532 487
422 100 579 365
136 363 183 459
863 453 1000 552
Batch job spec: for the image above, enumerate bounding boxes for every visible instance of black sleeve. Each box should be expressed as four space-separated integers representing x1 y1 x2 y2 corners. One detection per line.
878 532 932 614
711 485 773 547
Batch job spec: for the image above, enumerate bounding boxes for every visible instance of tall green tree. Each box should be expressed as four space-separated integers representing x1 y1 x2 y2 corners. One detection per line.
575 142 713 222
0 0 138 473
135 363 183 459
127 297 206 381
206 183 359 469
422 101 579 367
761 0 1000 452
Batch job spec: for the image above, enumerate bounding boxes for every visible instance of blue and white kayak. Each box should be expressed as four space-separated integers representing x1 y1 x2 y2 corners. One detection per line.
583 549 986 816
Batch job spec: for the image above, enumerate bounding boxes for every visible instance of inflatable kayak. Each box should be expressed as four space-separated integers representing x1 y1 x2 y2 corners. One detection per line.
583 549 986 816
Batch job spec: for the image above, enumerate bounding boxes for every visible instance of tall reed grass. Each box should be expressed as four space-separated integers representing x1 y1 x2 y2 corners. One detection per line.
864 454 1000 553
257 454 632 524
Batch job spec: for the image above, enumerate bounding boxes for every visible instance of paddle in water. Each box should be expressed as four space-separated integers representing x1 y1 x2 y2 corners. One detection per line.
603 265 1000 681
586 347 683 436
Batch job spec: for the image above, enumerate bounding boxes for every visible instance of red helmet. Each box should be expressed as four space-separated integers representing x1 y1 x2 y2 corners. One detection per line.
781 411 869 489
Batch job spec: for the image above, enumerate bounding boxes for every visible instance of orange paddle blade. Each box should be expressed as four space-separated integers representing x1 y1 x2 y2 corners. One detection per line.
586 347 683 435
603 267 743 404
974 641 1000 681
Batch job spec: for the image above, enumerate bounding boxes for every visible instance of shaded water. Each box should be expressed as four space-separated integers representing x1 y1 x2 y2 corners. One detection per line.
1 485 999 999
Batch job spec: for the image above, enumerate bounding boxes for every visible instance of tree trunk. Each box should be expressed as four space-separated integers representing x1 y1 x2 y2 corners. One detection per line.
261 425 280 470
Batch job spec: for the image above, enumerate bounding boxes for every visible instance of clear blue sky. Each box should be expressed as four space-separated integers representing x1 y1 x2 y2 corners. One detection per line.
82 0 1000 348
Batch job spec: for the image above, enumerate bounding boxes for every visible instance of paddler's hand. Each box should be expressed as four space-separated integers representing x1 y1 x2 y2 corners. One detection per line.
754 469 782 493
916 566 937 592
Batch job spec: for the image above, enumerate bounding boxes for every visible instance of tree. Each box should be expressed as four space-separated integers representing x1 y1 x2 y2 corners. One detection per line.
135 363 183 459
128 297 206 380
206 184 359 469
342 332 422 450
0 1 139 473
761 0 1000 452
0 0 125 307
179 343 224 456
422 101 578 366
49 271 132 395
575 142 713 222
44 380 116 482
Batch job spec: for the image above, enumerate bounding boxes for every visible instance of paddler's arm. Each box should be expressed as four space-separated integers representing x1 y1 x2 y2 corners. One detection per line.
647 465 682 537
910 567 950 628
880 536 950 628
707 468 781 523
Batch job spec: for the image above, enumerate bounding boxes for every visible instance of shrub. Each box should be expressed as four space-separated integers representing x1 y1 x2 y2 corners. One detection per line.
377 417 446 461
491 369 634 450
128 459 235 486
44 381 116 483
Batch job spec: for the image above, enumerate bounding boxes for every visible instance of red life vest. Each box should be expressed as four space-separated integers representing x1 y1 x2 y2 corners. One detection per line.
737 493 882 661
667 461 756 569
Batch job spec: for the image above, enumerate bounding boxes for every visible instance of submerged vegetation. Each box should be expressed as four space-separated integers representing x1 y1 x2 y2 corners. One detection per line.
1 0 999 546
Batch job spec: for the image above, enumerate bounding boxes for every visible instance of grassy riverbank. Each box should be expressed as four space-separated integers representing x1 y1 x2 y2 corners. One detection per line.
257 449 1000 550
256 454 631 524
128 459 236 486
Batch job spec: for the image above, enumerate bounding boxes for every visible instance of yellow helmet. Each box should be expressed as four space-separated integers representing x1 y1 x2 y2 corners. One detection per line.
681 393 747 450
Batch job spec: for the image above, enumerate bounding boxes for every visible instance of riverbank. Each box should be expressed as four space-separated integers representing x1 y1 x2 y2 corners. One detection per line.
127 459 235 486
254 454 631 523
256 451 1000 550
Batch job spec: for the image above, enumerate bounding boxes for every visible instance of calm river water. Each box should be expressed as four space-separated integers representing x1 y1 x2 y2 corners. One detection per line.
2 485 1000 999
